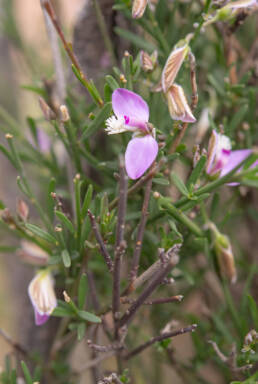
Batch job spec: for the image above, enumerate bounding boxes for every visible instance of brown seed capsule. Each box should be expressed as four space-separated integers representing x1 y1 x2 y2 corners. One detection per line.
38 97 56 121
166 84 196 123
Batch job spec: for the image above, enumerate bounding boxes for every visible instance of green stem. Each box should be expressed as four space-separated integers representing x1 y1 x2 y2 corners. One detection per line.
159 197 204 237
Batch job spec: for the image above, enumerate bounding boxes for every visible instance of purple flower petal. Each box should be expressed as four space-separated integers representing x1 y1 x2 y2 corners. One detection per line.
34 309 50 326
125 135 158 179
221 149 252 177
112 88 149 129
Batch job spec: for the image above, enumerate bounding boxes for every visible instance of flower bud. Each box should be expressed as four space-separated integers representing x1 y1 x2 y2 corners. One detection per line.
209 223 237 284
28 270 57 325
166 84 196 123
17 240 49 266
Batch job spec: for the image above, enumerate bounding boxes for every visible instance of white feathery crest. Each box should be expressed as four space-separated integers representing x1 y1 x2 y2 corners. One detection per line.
105 115 128 135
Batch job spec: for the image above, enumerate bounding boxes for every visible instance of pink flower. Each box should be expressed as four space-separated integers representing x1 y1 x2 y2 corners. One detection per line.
206 130 254 179
28 270 57 326
105 88 158 180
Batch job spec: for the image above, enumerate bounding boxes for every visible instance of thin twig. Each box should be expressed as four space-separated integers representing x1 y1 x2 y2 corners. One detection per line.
88 209 114 272
123 248 166 296
124 324 197 360
109 158 166 210
120 295 183 306
169 52 198 154
40 0 66 103
129 166 154 282
118 245 181 329
87 340 123 353
0 328 28 357
112 156 128 323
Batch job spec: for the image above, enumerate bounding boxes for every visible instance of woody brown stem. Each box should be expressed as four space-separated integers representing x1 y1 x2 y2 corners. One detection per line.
88 210 114 273
109 158 166 210
124 324 197 360
129 164 154 283
113 157 128 325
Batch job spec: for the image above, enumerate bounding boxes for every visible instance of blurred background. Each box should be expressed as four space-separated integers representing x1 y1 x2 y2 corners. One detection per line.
0 0 85 366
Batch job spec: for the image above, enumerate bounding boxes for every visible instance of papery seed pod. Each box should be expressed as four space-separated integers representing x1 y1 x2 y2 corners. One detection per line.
0 208 16 228
132 0 148 19
17 240 49 266
38 97 56 121
16 199 29 221
140 50 158 72
162 45 189 93
28 269 57 325
166 84 196 123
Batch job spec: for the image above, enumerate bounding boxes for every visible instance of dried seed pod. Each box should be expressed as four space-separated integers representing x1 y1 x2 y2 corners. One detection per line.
132 0 148 19
162 45 189 92
166 84 196 123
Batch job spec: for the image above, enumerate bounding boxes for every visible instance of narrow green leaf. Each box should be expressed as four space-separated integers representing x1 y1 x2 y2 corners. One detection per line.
153 178 170 186
78 310 101 323
78 273 87 310
25 223 57 244
114 27 157 52
105 75 119 91
171 172 189 197
61 249 71 268
81 102 112 140
187 155 207 188
77 322 86 341
21 361 33 384
227 104 248 135
247 294 258 325
81 184 93 219
56 211 75 234
0 144 17 168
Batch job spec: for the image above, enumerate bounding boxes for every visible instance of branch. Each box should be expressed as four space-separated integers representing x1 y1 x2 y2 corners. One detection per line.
124 324 197 360
109 158 166 210
129 166 154 282
120 295 183 306
88 209 114 273
118 244 181 329
112 156 128 323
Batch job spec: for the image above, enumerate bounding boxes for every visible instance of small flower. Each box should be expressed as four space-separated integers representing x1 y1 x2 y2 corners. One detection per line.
206 130 252 178
105 88 158 180
166 84 196 123
28 269 57 326
132 0 148 19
